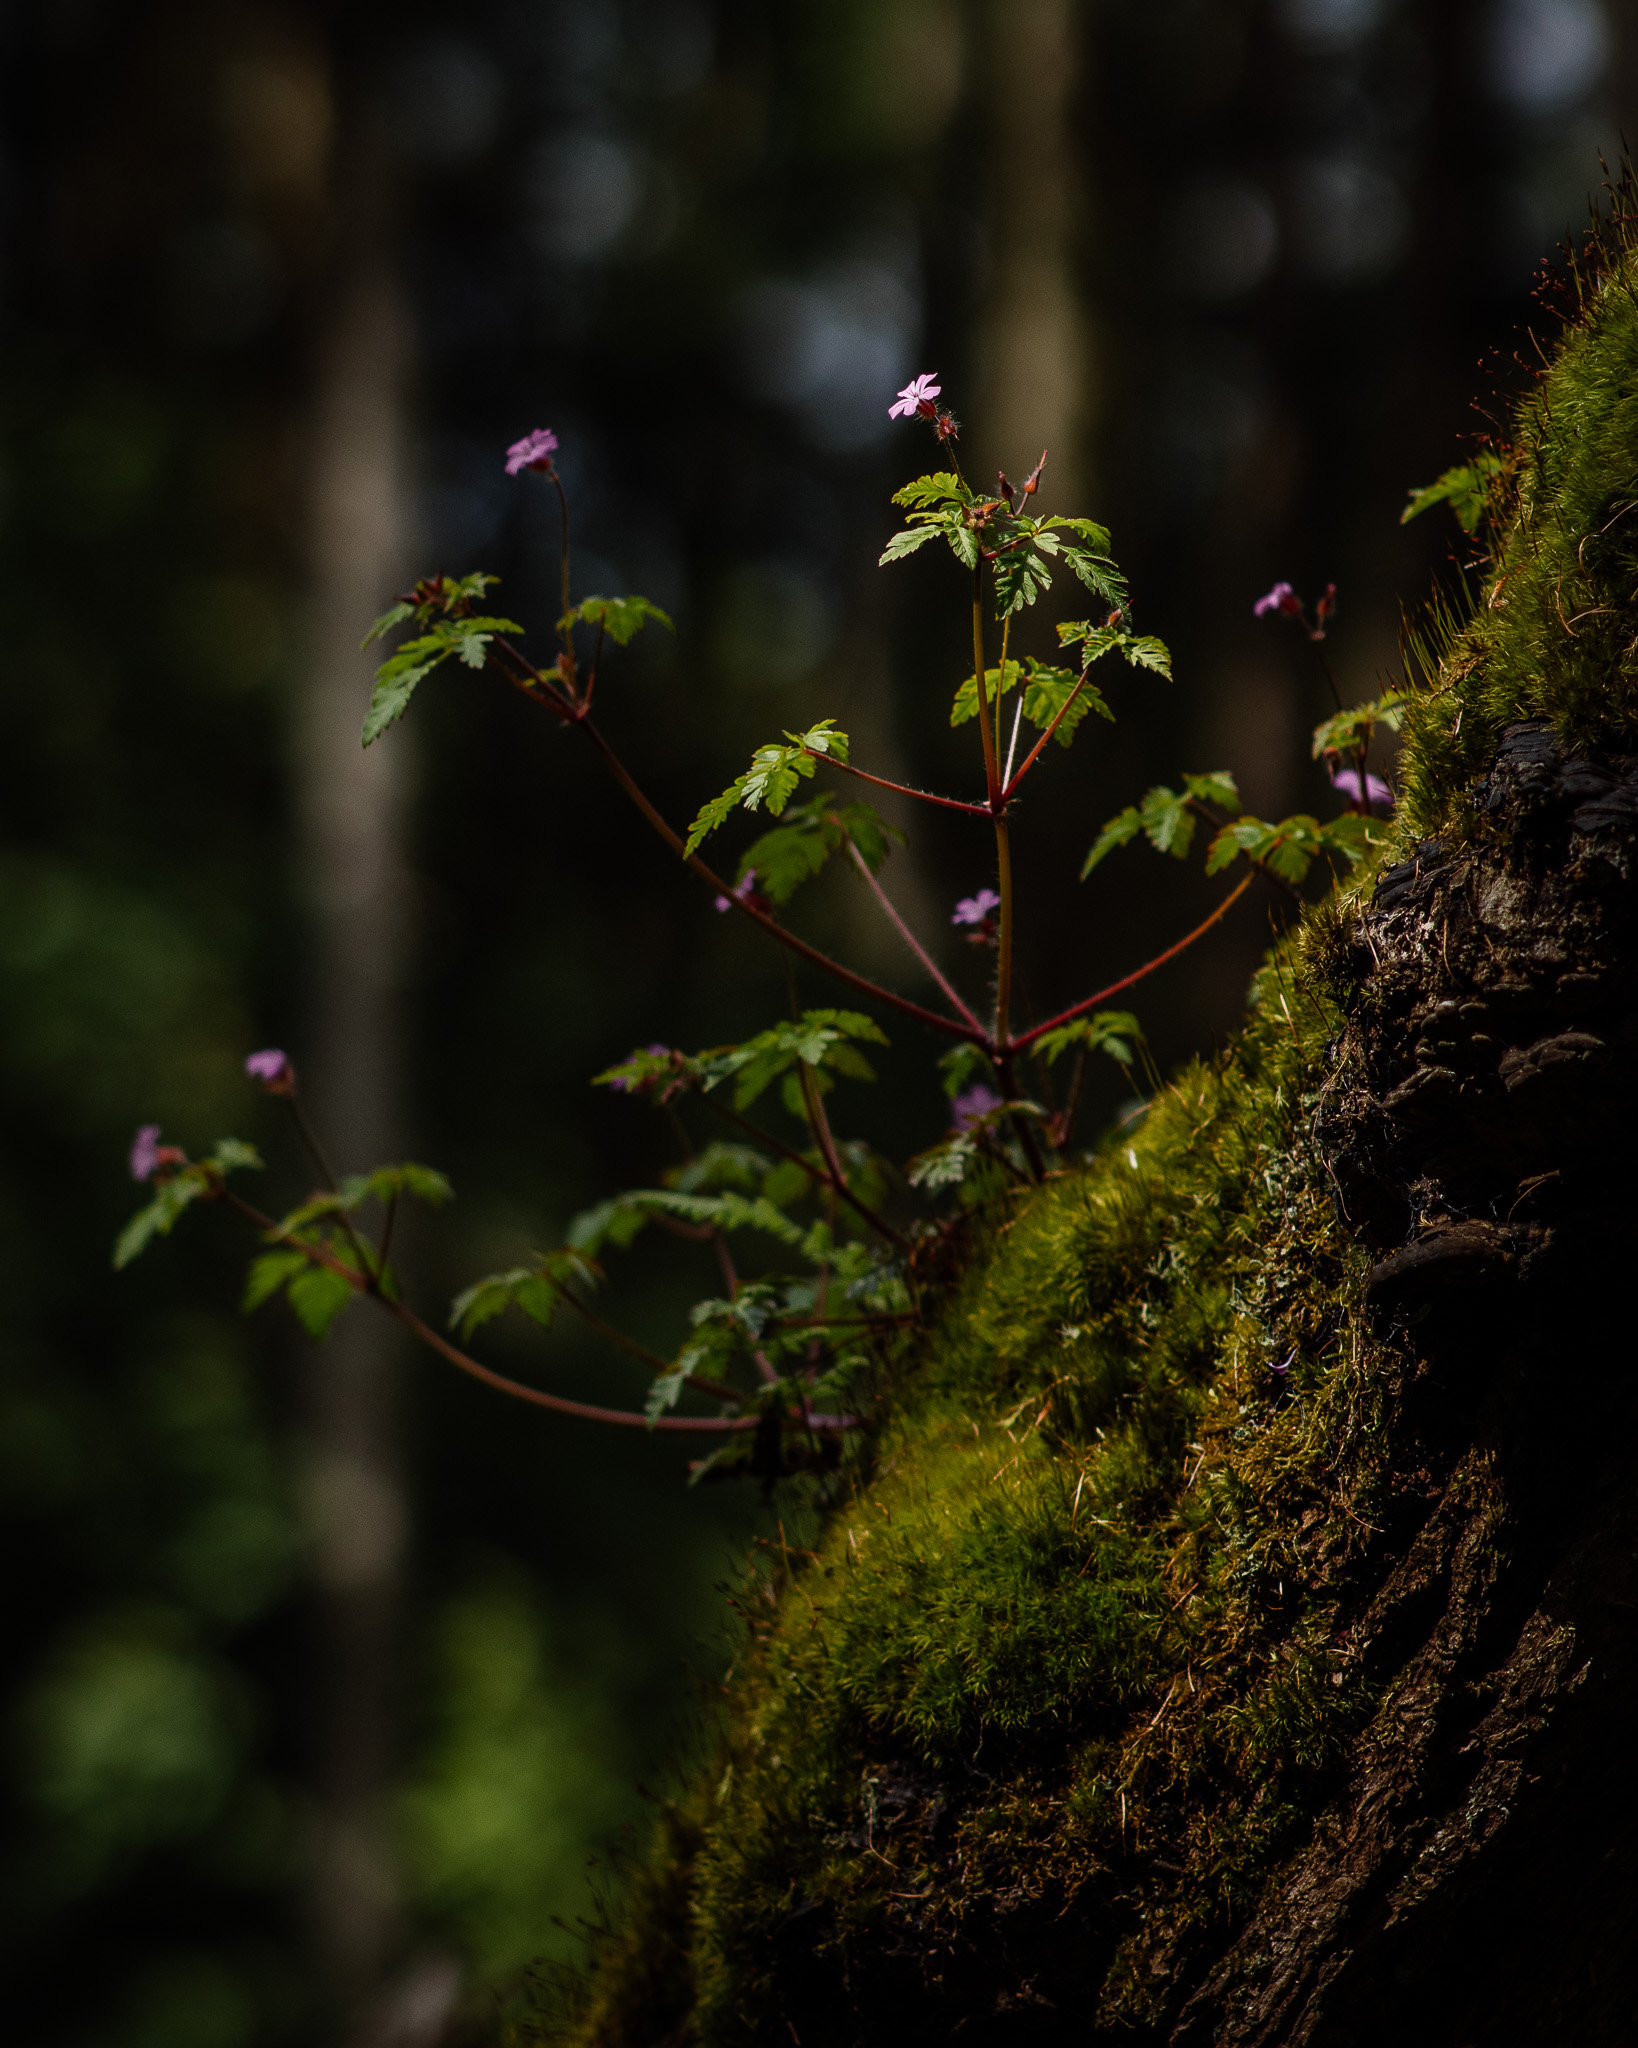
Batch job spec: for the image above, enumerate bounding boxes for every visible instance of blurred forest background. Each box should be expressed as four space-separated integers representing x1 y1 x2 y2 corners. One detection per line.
0 0 1629 2042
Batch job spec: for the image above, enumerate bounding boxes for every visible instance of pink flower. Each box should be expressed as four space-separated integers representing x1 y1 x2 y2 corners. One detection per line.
245 1048 295 1093
1253 581 1301 619
1331 768 1393 809
952 1083 1003 1133
129 1124 163 1182
889 373 941 421
505 427 560 476
714 869 767 914
951 887 1001 927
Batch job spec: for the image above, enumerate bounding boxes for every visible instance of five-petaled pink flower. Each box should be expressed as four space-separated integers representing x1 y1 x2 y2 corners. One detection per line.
129 1124 163 1182
245 1048 295 1093
1253 581 1302 619
952 1083 1003 1133
1331 767 1393 810
951 887 1000 927
505 427 560 476
889 373 941 421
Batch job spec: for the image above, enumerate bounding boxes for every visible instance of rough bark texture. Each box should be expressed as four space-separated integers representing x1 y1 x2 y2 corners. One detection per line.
1180 720 1638 2043
524 200 1638 2048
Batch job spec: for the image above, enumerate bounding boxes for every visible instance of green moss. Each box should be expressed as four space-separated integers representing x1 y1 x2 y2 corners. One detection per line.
522 197 1638 2048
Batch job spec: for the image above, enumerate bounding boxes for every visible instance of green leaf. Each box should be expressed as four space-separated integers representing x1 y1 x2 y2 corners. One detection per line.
1020 661 1111 746
1181 770 1241 813
906 1132 980 1190
991 528 1056 617
1032 1010 1142 1068
362 1162 454 1207
663 1142 771 1196
448 1249 598 1337
112 1174 206 1270
644 1366 692 1425
361 615 522 747
242 1248 308 1314
1310 690 1408 761
363 600 415 647
1204 814 1328 885
1080 805 1143 879
878 525 943 566
682 723 850 858
891 472 967 510
696 1009 889 1112
1139 785 1195 859
1054 620 1170 681
950 659 1025 728
937 1043 994 1100
1318 812 1387 868
736 797 902 906
1118 634 1172 679
560 594 675 645
1400 453 1503 532
566 1195 651 1257
287 1262 356 1340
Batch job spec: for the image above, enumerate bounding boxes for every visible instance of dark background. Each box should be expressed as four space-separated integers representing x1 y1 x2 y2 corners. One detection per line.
0 0 1627 2041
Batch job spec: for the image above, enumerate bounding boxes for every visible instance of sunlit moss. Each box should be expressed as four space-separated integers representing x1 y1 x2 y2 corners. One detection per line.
523 194 1638 2048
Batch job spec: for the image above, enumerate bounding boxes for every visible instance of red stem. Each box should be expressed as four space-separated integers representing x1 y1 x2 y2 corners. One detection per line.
1001 671 1089 801
844 841 985 1033
1012 874 1255 1054
812 750 991 819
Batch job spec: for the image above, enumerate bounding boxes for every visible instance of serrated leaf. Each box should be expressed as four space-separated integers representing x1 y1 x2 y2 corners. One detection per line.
891 472 967 510
364 1162 454 1207
950 659 1025 728
243 1248 308 1314
937 1043 993 1101
644 1365 692 1425
906 1133 980 1190
1310 689 1408 760
1182 770 1240 812
363 659 437 747
736 797 902 906
878 525 943 566
1139 785 1195 859
1020 661 1110 746
1032 1010 1142 1068
1400 453 1503 532
560 594 675 645
663 1142 771 1196
682 724 850 858
363 600 415 647
1118 634 1172 678
1205 814 1327 885
1080 806 1143 879
287 1262 356 1340
112 1174 206 1270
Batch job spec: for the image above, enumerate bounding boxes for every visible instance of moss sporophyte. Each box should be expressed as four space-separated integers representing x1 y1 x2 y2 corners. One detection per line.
117 177 1638 2038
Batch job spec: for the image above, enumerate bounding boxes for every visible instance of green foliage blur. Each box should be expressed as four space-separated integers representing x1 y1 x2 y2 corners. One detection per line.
0 0 1625 2042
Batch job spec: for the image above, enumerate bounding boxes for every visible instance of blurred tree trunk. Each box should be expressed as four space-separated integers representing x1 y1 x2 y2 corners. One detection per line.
298 65 418 2044
971 0 1089 513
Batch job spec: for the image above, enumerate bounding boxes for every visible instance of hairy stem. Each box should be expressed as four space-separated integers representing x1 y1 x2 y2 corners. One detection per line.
812 751 990 819
994 814 1015 1049
845 840 985 1032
